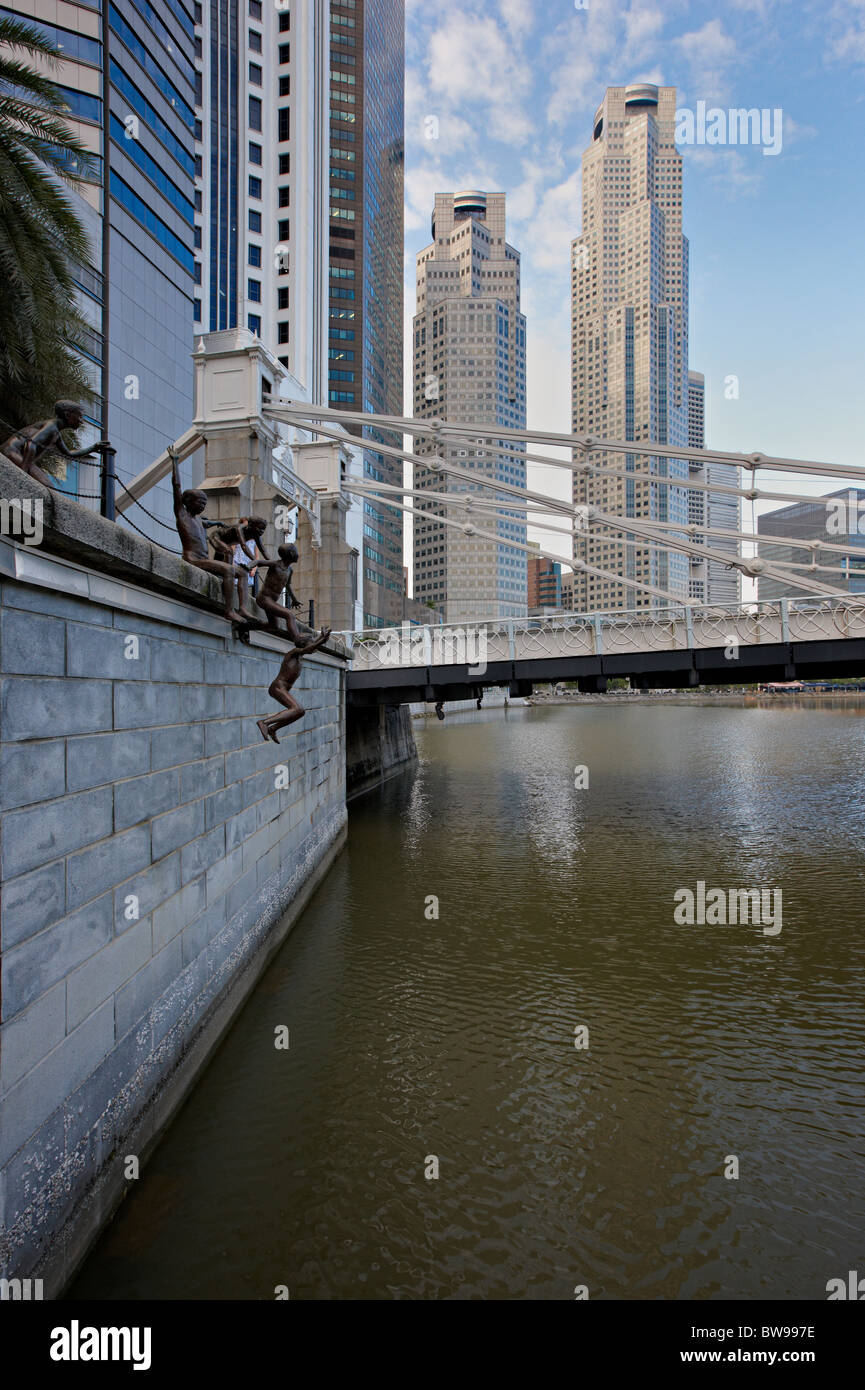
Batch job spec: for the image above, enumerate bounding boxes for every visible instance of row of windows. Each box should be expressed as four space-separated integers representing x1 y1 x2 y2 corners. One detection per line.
110 61 195 179
109 6 195 129
57 85 101 124
133 0 196 86
0 8 101 65
109 114 194 224
111 172 193 273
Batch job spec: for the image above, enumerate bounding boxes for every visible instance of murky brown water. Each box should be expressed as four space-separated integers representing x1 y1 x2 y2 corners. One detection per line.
70 702 865 1300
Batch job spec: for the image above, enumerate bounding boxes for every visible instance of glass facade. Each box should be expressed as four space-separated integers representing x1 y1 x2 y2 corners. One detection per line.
208 0 239 330
6 1 197 530
329 0 405 628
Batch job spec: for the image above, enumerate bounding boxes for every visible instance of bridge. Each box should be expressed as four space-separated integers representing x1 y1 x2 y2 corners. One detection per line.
342 596 865 706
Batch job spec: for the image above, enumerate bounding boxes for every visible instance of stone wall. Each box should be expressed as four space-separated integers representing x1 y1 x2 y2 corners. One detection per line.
0 474 348 1295
345 703 418 800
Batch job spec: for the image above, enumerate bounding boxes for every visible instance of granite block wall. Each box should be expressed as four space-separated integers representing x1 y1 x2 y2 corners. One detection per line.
0 551 347 1294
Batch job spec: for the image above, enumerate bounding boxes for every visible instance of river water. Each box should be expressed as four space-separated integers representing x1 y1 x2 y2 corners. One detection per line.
71 702 865 1301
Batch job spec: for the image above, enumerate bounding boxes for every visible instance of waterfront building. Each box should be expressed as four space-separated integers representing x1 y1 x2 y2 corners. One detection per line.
528 552 562 611
328 0 404 629
7 0 198 518
412 191 527 624
686 370 740 606
571 83 689 613
560 569 575 611
194 0 329 410
757 489 865 602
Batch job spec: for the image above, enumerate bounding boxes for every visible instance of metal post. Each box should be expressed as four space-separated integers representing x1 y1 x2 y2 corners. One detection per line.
779 597 790 644
100 447 116 521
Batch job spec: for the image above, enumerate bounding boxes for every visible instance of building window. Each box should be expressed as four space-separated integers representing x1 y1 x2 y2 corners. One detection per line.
278 108 290 142
248 279 261 302
249 96 262 131
248 314 261 335
249 210 261 232
194 298 201 321
279 76 290 96
279 43 290 63
249 29 261 52
249 141 261 165
277 286 288 309
278 187 290 207
248 175 261 199
249 0 262 17
278 218 289 240
278 322 289 344
279 13 290 32
279 153 290 175
248 245 261 267
248 62 262 85
193 261 201 284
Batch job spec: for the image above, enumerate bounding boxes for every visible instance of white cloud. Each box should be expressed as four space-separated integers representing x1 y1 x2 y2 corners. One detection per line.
516 170 582 272
674 19 740 102
499 0 535 40
824 0 865 66
682 147 763 197
542 1 677 128
424 9 536 148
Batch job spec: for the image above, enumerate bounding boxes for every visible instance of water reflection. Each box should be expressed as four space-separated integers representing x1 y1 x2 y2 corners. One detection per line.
71 703 865 1301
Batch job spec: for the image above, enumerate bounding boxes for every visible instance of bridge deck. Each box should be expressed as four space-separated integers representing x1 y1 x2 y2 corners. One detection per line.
343 598 865 704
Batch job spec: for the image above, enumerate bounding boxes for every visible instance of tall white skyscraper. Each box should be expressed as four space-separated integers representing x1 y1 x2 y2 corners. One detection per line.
686 371 740 606
194 0 330 405
412 191 527 623
571 83 690 612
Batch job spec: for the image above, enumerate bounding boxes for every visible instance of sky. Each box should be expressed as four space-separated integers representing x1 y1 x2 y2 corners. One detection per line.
400 0 865 580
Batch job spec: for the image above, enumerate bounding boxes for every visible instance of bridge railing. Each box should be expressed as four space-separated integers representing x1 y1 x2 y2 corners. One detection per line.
340 595 865 672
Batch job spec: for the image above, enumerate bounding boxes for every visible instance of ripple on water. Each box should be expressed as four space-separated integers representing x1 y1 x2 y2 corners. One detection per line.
70 704 865 1300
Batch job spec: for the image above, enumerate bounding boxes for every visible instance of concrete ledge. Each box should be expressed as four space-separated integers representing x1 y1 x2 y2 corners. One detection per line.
0 458 347 661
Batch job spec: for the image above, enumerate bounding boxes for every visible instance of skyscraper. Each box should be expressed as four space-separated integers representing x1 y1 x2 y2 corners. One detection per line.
758 491 865 602
7 0 197 521
686 370 740 605
571 83 689 612
194 0 330 406
412 191 527 623
527 552 562 611
328 0 404 629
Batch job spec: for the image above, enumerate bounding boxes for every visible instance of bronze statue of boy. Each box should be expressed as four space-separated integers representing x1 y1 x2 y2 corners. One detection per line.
1 401 110 489
252 542 310 642
256 625 332 742
170 451 256 638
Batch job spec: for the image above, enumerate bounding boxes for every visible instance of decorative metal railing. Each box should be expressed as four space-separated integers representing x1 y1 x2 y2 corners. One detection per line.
342 596 865 673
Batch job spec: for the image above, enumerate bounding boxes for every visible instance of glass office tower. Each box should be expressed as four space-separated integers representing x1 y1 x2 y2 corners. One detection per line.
6 0 198 526
329 0 405 628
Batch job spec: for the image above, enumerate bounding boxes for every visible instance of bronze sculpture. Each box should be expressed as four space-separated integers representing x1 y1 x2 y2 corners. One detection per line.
256 626 332 742
1 401 110 489
253 543 309 642
170 451 256 640
208 516 269 573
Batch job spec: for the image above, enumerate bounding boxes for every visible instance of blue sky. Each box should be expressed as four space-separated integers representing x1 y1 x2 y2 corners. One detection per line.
402 0 865 566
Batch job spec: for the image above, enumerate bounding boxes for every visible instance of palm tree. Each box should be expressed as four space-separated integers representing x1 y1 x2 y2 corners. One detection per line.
0 15 99 438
